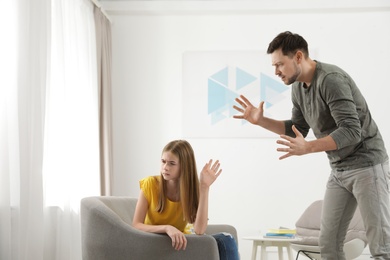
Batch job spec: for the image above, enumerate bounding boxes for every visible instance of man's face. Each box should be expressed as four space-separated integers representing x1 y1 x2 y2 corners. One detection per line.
271 49 301 85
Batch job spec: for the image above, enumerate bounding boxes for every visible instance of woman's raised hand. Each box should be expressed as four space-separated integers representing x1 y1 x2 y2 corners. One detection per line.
200 159 222 188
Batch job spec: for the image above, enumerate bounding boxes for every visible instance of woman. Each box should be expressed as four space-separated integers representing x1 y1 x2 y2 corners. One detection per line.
132 140 239 259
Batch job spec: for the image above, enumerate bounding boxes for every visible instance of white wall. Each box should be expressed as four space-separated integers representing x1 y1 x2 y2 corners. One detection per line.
101 1 390 259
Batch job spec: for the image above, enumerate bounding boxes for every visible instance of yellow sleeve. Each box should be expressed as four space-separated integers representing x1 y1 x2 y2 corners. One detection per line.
139 176 159 204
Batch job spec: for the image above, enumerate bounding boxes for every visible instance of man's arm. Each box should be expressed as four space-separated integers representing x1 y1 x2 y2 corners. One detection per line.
233 95 286 135
277 125 337 160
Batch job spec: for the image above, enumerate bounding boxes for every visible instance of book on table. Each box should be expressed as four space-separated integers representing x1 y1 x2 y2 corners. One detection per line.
267 227 296 234
263 233 295 239
263 227 296 238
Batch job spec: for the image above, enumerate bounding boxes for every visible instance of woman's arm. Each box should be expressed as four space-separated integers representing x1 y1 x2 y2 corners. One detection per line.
193 185 209 235
132 190 187 250
132 190 167 233
193 160 222 235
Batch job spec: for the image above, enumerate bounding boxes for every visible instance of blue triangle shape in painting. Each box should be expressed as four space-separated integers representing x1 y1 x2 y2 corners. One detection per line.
208 79 226 114
210 110 227 125
210 66 228 87
208 78 238 115
236 67 257 90
264 101 273 109
260 73 288 108
266 87 286 105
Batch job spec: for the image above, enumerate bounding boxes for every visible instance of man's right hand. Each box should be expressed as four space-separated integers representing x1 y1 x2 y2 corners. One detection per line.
233 95 265 126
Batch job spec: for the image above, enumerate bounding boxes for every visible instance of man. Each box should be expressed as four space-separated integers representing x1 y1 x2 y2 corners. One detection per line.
233 31 390 259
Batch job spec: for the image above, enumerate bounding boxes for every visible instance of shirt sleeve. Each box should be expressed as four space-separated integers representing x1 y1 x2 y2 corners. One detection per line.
321 73 361 149
139 176 156 203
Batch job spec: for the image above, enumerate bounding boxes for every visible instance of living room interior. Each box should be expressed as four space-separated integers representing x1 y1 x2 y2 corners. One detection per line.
2 0 390 259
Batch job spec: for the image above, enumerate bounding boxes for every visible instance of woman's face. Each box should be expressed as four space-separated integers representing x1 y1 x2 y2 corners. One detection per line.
160 151 180 181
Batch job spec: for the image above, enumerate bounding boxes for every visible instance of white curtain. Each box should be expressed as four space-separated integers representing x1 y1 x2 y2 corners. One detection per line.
0 0 100 259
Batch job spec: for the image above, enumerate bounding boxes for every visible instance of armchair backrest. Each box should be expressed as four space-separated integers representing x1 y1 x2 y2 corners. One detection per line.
295 200 367 246
90 196 137 225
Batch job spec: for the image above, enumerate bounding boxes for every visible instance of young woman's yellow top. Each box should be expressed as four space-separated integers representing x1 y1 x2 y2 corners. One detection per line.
140 176 193 234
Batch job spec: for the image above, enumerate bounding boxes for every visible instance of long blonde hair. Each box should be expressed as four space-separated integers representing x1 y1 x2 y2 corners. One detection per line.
156 140 199 223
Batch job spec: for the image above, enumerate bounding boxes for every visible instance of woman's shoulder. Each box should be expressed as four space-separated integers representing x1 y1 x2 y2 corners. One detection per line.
140 175 160 189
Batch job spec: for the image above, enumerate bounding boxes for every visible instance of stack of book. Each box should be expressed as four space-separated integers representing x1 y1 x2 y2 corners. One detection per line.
263 227 296 239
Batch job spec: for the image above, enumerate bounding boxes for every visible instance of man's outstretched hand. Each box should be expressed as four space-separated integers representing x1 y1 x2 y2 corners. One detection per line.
233 95 265 126
276 125 309 160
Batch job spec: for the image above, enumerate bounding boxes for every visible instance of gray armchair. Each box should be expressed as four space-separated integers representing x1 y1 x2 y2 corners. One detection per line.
80 196 238 260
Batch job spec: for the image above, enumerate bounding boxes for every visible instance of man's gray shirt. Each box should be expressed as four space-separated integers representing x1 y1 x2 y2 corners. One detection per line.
284 61 388 170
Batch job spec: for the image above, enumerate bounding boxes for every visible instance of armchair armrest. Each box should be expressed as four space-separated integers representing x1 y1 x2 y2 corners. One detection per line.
206 224 238 245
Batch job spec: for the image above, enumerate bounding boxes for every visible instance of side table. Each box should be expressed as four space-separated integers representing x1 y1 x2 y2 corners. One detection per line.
243 236 299 260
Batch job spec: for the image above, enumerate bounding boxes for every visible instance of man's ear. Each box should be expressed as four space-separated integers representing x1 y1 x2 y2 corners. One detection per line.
295 50 304 63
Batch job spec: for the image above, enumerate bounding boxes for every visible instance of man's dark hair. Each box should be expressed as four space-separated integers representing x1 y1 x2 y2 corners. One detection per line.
267 31 309 58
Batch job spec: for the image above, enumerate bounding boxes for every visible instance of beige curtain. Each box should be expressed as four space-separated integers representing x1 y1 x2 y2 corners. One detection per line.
94 6 113 196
